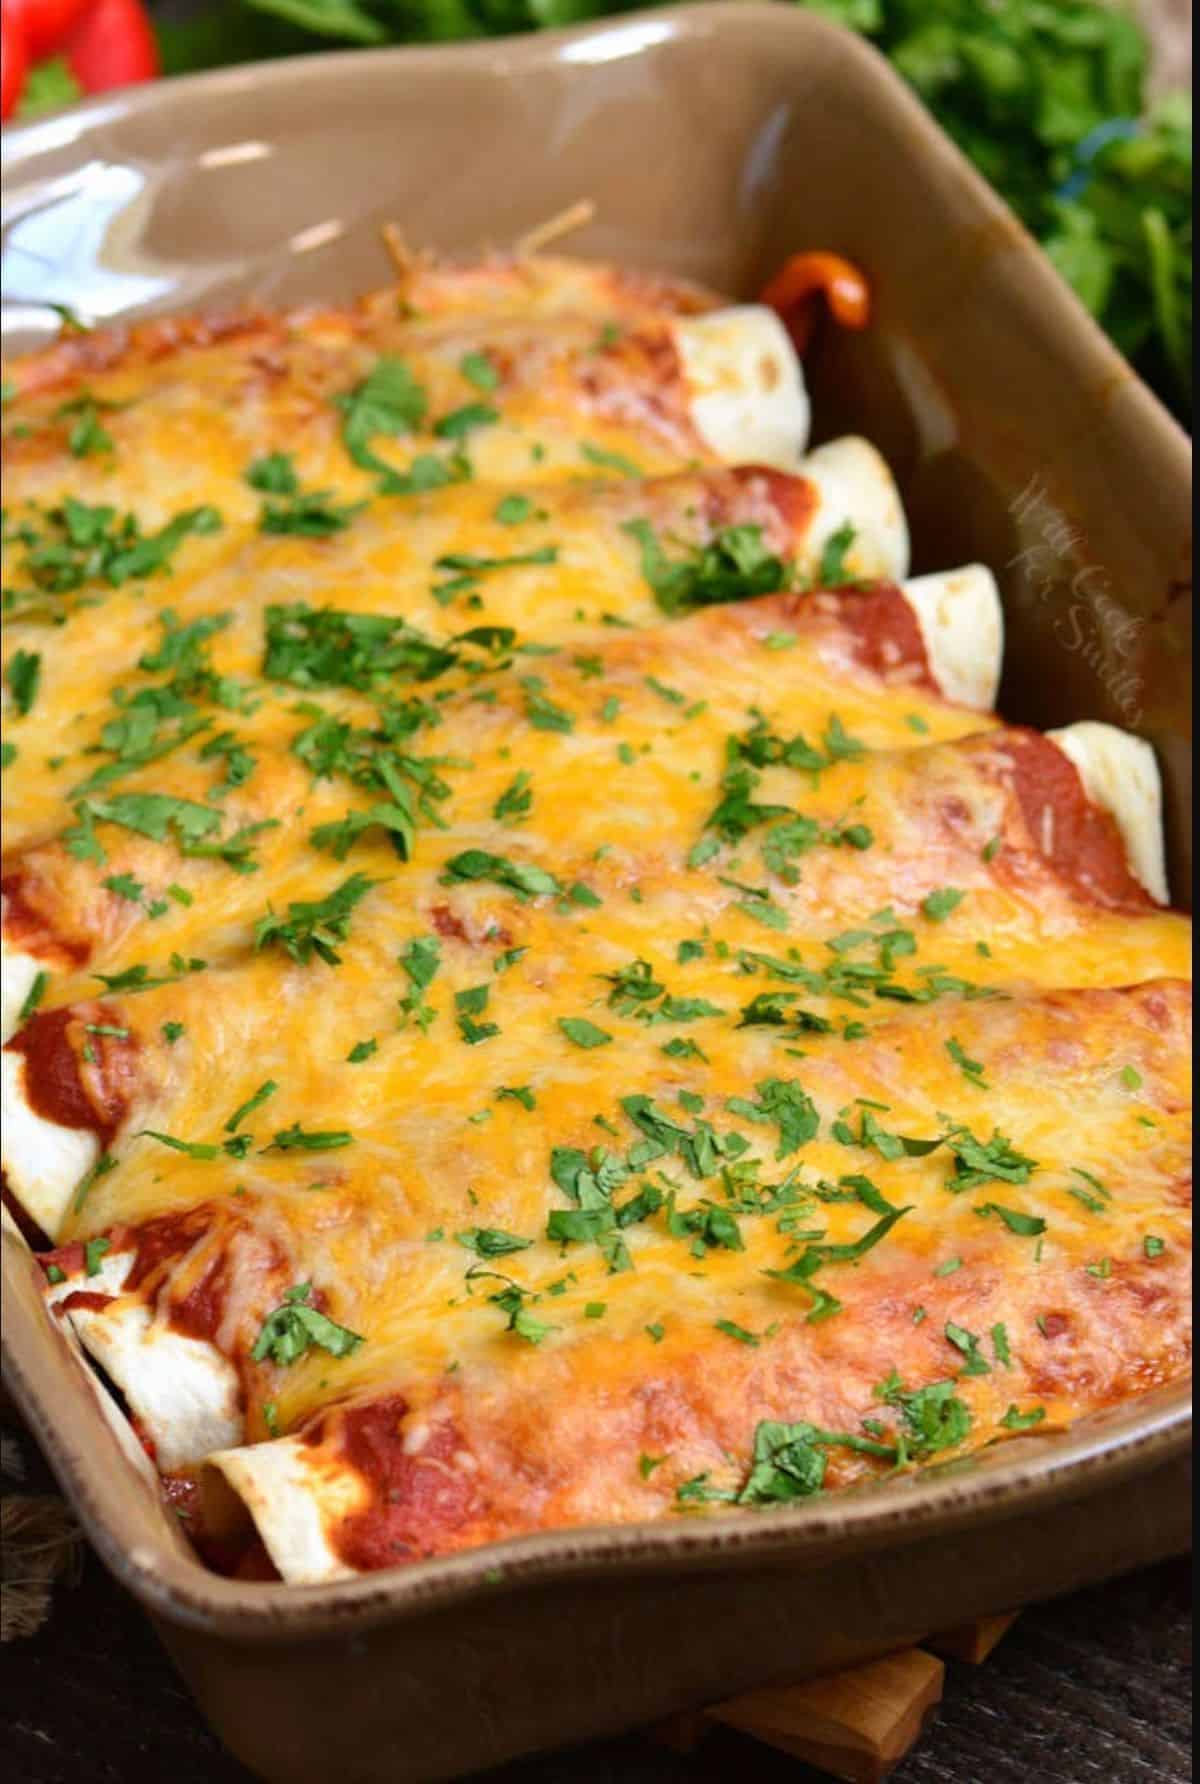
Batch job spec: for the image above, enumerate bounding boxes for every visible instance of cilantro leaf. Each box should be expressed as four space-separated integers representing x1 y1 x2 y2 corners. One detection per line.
334 357 427 479
251 1284 363 1367
622 519 789 615
254 873 376 966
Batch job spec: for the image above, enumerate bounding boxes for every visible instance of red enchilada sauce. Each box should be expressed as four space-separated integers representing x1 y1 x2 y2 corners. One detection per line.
306 1396 481 1573
998 729 1154 910
1 870 89 966
4 1004 136 1144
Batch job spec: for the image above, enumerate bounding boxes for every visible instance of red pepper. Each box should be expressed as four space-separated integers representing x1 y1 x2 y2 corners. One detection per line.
61 0 158 94
3 0 89 62
759 252 872 354
2 8 27 119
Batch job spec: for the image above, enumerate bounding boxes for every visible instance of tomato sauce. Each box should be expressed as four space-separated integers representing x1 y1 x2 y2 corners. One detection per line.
999 729 1152 910
313 1396 481 1573
4 1005 135 1143
831 583 936 687
1 871 89 966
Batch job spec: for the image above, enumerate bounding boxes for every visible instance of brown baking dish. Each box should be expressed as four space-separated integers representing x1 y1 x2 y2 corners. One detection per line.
0 8 1192 1780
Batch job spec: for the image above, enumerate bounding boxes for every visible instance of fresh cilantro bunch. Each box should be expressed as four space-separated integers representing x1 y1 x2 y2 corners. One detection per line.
806 0 1191 417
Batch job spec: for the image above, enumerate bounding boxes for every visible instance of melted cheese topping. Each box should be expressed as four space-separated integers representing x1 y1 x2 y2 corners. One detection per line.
1 259 1190 1578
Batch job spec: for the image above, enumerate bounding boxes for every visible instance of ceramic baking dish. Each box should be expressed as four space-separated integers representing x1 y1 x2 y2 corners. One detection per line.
0 8 1192 1779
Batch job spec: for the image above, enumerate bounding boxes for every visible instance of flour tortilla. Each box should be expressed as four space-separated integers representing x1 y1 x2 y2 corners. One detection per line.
801 435 910 583
903 564 1003 711
43 1247 244 1472
207 1436 365 1586
674 306 811 470
1049 721 1170 905
0 1046 99 1240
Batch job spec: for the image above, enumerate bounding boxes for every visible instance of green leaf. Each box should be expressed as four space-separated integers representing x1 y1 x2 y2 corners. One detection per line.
242 0 386 45
622 519 788 616
558 1017 613 1049
921 887 966 922
254 873 376 966
817 522 858 588
1000 1404 1046 1432
267 1124 354 1152
225 1081 279 1133
18 971 49 1024
335 357 428 479
6 650 41 717
581 442 644 479
434 403 499 440
976 1201 1046 1236
441 849 560 899
460 352 500 392
251 1283 364 1366
455 1227 533 1258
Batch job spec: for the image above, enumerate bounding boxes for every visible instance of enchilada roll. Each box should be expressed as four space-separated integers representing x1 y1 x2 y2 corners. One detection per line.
0 445 914 770
1 558 1001 1031
28 976 1190 1579
2 704 1184 1245
2 294 811 530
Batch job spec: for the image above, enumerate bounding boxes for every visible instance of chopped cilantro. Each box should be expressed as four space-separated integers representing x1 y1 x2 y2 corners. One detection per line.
494 494 534 526
455 1227 533 1258
467 1267 553 1345
459 351 500 392
456 984 500 1045
581 442 644 478
521 677 574 733
266 1125 353 1152
622 518 788 616
976 1202 1046 1236
335 357 427 481
496 1085 536 1110
921 887 967 922
1000 1405 1046 1431
945 1321 991 1375
72 1154 116 1214
493 770 533 823
7 649 41 715
245 452 298 493
441 850 560 899
252 1284 363 1366
225 1081 278 1133
817 522 858 587
399 934 441 1030
946 1036 989 1088
254 874 376 966
18 970 49 1023
83 1237 111 1277
945 1126 1038 1192
877 1375 972 1456
434 402 498 440
140 1130 220 1160
559 1016 613 1049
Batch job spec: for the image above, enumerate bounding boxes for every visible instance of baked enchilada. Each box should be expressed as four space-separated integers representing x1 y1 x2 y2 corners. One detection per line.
1 252 1190 1585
